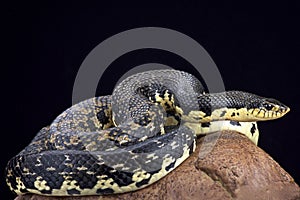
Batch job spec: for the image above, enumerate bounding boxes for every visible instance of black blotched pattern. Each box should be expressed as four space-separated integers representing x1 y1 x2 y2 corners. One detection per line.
96 109 110 127
250 123 257 135
229 121 241 126
6 150 138 195
131 131 177 154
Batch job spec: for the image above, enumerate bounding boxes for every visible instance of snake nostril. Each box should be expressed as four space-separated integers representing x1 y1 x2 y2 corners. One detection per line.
282 107 290 113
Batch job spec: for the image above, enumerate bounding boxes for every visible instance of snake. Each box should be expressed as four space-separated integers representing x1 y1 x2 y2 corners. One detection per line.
5 69 290 196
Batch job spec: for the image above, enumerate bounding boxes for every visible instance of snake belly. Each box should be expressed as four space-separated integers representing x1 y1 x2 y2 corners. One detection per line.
5 69 290 196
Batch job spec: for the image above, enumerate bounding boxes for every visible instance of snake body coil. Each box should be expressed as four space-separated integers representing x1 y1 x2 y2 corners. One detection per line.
5 70 290 196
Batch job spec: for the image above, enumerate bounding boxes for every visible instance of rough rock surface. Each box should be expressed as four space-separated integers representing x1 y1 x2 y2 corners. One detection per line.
14 131 300 200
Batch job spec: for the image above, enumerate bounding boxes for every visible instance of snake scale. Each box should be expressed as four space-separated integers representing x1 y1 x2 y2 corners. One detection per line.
5 69 290 196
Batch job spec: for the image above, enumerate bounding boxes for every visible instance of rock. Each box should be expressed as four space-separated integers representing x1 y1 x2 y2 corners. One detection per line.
14 131 300 200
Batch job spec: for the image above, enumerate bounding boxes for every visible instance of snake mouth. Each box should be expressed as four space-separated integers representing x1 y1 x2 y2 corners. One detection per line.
277 105 290 115
263 98 290 118
249 103 290 120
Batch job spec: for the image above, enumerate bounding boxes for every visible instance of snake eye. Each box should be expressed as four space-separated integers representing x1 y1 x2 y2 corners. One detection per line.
263 103 274 111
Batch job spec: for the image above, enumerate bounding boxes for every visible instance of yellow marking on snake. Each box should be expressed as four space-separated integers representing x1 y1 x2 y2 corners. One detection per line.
34 176 50 191
76 166 88 171
14 177 27 195
184 121 260 145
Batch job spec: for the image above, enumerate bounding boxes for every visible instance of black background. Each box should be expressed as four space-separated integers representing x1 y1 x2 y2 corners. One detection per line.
3 2 300 199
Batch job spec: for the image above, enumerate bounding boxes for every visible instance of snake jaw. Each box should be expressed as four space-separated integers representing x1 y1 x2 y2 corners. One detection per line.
256 98 290 120
246 102 290 121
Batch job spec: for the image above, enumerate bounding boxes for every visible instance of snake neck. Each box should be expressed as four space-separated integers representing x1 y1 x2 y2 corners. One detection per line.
182 91 290 123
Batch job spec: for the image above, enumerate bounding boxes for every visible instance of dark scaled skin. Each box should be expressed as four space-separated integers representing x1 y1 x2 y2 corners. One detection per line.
5 69 290 196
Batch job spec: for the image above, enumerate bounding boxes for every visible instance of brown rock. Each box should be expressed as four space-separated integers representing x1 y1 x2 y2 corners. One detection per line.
15 131 300 200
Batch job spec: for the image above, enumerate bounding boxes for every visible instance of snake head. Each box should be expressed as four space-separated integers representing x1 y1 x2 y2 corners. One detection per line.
248 97 290 120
